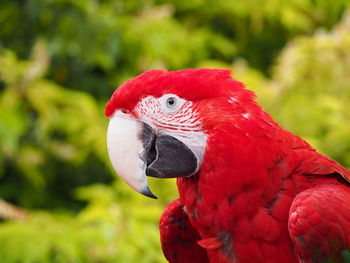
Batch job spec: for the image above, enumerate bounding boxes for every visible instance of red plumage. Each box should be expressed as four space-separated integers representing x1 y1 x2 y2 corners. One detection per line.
159 199 209 263
106 69 350 263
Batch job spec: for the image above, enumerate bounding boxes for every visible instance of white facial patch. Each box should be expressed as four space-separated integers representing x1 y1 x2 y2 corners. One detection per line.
135 95 208 168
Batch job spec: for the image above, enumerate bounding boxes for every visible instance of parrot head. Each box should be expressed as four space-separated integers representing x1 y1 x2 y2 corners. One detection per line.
105 69 258 198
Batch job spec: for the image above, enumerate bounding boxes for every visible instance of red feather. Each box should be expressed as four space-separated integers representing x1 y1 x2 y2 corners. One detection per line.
107 69 350 263
159 199 209 263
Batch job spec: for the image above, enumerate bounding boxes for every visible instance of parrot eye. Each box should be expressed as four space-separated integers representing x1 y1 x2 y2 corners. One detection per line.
166 97 177 109
160 94 185 113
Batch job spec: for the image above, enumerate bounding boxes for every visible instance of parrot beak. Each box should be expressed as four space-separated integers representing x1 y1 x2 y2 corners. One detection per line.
107 114 199 199
107 114 158 199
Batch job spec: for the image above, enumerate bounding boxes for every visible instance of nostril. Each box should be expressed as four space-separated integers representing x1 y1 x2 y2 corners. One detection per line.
121 108 129 114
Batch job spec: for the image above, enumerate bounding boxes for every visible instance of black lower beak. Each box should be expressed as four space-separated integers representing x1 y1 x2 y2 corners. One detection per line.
145 134 198 178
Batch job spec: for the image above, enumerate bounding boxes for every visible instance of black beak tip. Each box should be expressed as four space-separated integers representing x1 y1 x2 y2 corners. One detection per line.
141 187 158 199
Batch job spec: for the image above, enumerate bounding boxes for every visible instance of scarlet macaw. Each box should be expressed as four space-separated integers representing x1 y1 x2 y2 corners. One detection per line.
105 69 350 263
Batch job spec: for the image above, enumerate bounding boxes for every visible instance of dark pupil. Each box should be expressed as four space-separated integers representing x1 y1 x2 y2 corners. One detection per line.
168 98 175 105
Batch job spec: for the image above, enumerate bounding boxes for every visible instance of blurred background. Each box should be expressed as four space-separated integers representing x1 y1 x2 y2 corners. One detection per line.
0 0 350 262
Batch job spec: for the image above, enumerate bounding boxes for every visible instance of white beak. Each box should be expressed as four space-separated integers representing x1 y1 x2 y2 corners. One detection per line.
107 114 157 198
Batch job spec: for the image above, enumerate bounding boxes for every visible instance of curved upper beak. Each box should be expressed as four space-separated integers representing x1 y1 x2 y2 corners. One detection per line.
107 115 198 199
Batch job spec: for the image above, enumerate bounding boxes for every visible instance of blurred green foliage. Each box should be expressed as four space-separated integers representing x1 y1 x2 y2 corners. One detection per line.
0 0 349 262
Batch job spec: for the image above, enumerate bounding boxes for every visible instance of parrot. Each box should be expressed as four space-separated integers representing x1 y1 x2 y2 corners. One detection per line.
105 68 350 263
